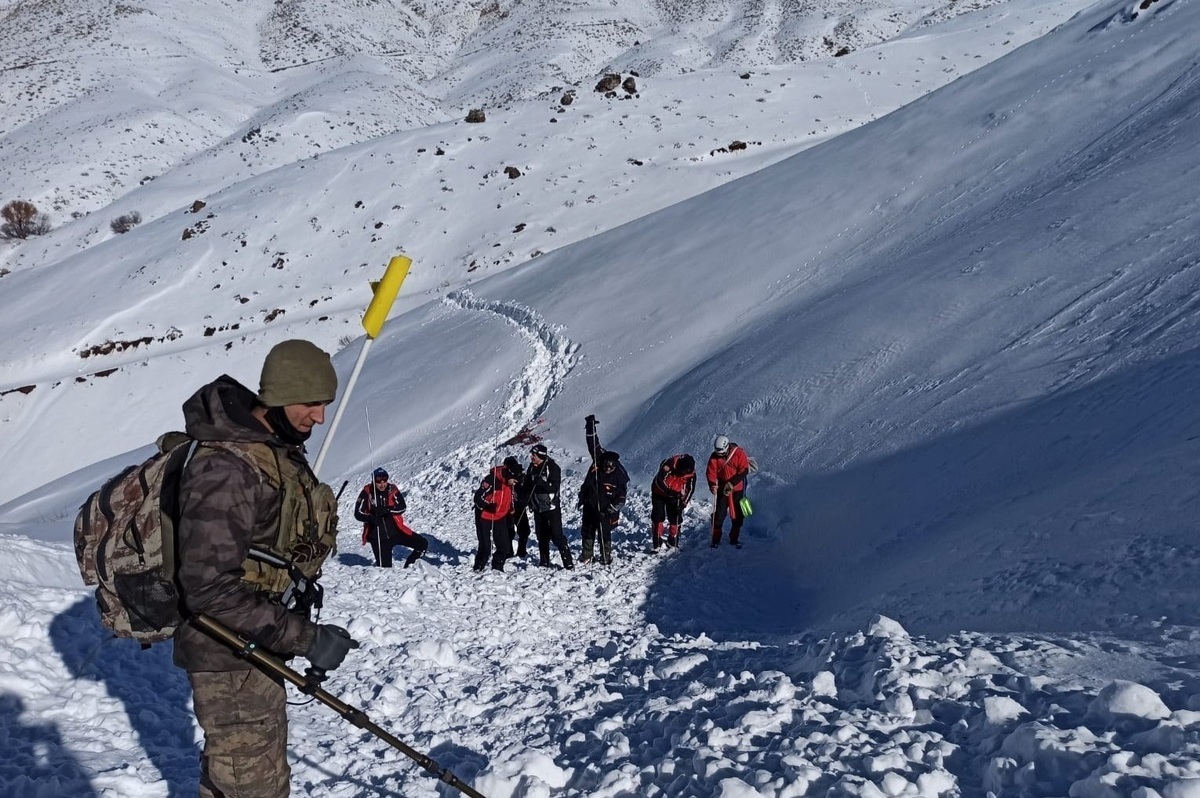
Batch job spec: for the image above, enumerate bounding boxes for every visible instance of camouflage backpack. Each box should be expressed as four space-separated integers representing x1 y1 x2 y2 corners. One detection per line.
73 432 198 645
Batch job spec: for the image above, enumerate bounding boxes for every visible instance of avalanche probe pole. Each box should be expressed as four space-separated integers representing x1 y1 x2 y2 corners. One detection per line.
191 614 488 798
313 254 412 478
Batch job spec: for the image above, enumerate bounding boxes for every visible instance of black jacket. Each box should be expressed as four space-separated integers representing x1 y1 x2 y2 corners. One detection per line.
521 457 562 513
579 463 629 516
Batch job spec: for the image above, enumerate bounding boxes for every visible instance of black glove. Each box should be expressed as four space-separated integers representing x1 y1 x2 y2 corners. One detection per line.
307 624 359 672
373 507 390 519
480 500 496 513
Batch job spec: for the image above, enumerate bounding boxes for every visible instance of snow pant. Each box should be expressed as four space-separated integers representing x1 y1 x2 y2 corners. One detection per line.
392 524 429 567
510 508 532 557
367 522 394 568
531 509 573 568
189 668 289 798
580 505 616 564
474 514 512 571
651 496 684 549
368 521 428 568
711 488 745 546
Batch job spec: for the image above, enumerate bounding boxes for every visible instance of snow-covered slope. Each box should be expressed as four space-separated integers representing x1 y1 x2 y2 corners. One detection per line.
0 0 1089 503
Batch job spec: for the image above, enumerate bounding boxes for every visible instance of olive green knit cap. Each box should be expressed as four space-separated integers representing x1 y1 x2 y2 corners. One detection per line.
258 340 338 407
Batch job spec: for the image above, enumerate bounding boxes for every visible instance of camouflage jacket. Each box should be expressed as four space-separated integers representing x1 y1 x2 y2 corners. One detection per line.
172 375 331 672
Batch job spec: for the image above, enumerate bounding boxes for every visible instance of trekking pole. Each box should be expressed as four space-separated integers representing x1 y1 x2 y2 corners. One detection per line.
587 416 607 562
314 254 412 478
335 480 350 501
191 614 488 798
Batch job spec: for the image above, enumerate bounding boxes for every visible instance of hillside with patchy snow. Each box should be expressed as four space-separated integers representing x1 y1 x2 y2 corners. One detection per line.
0 0 1087 503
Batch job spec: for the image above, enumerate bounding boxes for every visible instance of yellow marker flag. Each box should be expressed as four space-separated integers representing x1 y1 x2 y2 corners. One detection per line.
315 253 414 477
361 254 412 338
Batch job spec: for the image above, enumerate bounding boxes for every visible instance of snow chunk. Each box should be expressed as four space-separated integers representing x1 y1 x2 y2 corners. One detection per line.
474 747 569 796
1163 781 1200 798
884 691 915 717
984 695 1029 726
718 777 767 797
406 639 461 667
880 771 913 796
812 670 837 697
867 615 909 639
864 750 908 774
654 653 708 679
1089 680 1170 721
917 770 958 797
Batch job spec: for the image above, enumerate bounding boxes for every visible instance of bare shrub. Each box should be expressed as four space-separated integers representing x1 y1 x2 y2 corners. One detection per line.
110 211 142 234
1 200 51 239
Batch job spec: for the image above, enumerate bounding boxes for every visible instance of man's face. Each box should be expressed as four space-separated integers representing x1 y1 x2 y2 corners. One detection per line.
530 453 544 466
283 401 330 437
374 476 388 488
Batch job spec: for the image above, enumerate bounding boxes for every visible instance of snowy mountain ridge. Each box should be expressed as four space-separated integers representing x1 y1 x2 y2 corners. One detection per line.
0 0 1082 502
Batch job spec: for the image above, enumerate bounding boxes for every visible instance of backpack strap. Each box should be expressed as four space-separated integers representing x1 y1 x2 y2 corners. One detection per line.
160 438 201 581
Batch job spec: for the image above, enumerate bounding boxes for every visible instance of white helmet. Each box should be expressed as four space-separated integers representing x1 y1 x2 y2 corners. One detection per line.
713 434 730 453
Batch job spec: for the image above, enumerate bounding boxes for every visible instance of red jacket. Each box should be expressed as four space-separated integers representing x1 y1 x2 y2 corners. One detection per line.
474 466 514 522
707 444 750 493
354 482 411 544
652 455 696 503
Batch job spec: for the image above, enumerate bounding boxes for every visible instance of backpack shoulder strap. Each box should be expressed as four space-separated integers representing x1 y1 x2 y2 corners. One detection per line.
194 440 283 488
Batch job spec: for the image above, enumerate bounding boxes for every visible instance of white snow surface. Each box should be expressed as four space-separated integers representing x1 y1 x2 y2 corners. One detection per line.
4 0 1200 796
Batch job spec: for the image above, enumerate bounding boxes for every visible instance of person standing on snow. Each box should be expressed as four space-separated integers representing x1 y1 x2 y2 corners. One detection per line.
503 456 533 558
650 453 696 550
173 339 358 798
578 415 629 564
521 443 574 569
353 467 428 568
707 434 752 548
473 458 521 571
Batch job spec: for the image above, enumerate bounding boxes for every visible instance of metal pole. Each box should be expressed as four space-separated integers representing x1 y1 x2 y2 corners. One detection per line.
313 336 373 478
190 614 488 798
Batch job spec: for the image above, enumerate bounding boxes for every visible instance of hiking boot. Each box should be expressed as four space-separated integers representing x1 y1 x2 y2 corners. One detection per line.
667 537 678 549
516 547 527 558
579 556 592 565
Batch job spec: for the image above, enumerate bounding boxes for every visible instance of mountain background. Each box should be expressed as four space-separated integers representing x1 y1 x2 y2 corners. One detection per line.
3 0 1200 796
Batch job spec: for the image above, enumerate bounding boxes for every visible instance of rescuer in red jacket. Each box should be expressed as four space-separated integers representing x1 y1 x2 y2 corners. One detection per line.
473 459 521 572
650 453 695 550
706 434 751 548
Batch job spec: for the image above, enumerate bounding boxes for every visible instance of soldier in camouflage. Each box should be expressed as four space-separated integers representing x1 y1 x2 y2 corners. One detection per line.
174 339 359 798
